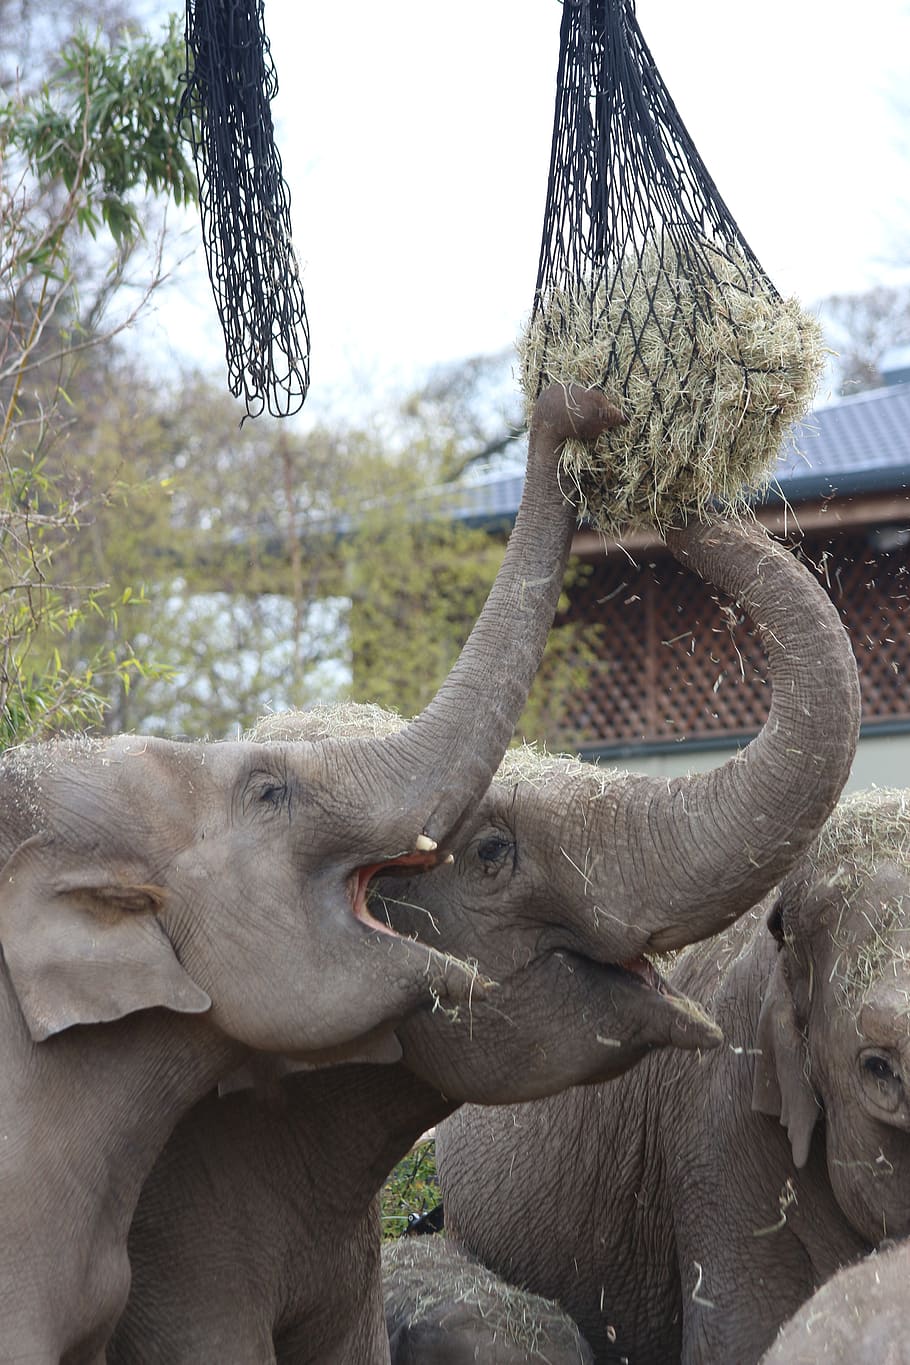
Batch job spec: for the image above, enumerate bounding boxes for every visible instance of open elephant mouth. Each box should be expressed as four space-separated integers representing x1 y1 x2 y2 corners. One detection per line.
349 852 442 937
618 954 670 994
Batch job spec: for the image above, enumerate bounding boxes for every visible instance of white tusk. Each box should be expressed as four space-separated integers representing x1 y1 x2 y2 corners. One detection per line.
443 853 455 865
415 834 437 852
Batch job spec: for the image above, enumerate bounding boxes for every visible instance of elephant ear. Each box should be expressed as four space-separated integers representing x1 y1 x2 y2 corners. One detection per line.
0 835 211 1042
751 951 821 1168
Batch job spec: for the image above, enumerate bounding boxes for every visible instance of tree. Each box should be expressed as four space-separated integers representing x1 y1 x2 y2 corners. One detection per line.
817 284 910 395
397 349 526 481
41 350 595 747
344 468 603 744
1 16 196 740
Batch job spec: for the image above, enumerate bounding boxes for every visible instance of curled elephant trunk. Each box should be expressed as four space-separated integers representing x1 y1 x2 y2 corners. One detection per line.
540 516 860 961
351 384 624 856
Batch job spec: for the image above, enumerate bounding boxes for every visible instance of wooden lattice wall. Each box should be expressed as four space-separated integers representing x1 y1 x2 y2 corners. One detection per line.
557 529 910 752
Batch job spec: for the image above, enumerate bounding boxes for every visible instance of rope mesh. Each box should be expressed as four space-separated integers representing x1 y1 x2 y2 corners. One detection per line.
532 0 769 400
520 0 823 535
180 0 310 419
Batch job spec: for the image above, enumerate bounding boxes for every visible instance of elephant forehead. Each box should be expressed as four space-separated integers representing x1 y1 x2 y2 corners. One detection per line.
35 736 259 840
825 863 910 1015
859 976 910 1043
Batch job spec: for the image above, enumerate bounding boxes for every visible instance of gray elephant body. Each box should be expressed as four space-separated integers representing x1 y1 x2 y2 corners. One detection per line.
439 792 910 1364
760 1240 910 1364
110 1065 431 1365
0 732 475 1365
112 509 863 1361
383 1236 594 1364
0 385 625 1362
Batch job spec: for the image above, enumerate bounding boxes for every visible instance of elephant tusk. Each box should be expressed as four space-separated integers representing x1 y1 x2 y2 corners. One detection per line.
415 834 438 852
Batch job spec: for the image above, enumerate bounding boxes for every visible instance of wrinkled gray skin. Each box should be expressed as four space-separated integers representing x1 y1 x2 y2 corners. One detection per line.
110 704 720 1365
761 1239 910 1364
440 791 910 1364
112 503 860 1363
0 383 623 1365
383 1236 594 1364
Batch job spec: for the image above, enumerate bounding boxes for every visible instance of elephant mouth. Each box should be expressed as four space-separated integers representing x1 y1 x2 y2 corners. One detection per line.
619 954 666 991
612 953 685 1001
350 852 441 937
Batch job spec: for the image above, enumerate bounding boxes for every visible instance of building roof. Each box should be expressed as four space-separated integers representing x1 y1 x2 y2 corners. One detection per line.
447 381 910 529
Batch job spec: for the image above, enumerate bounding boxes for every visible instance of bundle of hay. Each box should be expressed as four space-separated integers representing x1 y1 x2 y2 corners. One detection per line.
520 245 825 537
528 1 827 537
382 1236 594 1363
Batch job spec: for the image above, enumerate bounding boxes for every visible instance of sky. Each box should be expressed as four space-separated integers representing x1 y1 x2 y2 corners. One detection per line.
139 0 910 423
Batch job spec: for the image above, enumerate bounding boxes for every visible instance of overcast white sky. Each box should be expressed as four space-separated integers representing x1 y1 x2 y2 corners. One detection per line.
141 0 910 421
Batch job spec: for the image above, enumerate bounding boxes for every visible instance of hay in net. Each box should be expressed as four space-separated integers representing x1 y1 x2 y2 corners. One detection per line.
520 246 825 536
529 0 825 535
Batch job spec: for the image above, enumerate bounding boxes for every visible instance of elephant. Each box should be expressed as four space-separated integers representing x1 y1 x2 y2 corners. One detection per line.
760 1239 910 1364
0 382 623 1364
382 1235 595 1364
438 788 910 1365
110 500 860 1363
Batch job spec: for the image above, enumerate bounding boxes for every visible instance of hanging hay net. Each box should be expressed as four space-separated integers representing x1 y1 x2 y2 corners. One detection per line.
523 0 825 536
180 0 310 419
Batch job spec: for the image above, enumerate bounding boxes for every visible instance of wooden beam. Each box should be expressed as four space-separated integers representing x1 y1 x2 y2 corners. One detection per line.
570 490 910 558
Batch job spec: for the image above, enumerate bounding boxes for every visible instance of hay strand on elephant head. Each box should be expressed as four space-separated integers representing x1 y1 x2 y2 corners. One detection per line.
802 790 910 1013
382 1237 593 1360
247 703 405 745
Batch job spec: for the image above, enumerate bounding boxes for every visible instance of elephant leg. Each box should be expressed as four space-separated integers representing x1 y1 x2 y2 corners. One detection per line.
110 1324 275 1365
275 1314 390 1365
274 1263 390 1365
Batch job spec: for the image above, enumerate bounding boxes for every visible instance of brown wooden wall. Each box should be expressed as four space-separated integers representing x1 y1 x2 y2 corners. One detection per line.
557 528 910 752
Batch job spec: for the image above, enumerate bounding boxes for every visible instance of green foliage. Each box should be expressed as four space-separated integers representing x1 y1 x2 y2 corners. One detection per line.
345 500 505 720
0 11 196 744
3 17 196 247
346 493 604 745
380 1138 438 1241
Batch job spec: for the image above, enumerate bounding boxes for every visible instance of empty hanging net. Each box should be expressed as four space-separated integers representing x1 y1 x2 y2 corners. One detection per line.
181 0 310 419
521 0 824 535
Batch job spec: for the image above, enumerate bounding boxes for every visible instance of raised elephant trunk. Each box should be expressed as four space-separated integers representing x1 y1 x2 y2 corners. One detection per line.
634 517 859 950
354 384 623 853
534 515 860 963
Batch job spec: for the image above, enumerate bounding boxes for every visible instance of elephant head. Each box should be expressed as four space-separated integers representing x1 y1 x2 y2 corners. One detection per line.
0 384 623 1055
257 510 859 1099
383 1237 595 1365
370 515 861 1097
752 789 910 1244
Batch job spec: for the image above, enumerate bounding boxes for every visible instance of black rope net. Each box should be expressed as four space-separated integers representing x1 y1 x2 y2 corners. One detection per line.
522 0 823 534
180 0 309 419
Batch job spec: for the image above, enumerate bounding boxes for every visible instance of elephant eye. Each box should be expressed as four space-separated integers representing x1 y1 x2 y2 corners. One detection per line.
476 835 514 876
243 769 289 816
863 1054 897 1084
859 1049 903 1115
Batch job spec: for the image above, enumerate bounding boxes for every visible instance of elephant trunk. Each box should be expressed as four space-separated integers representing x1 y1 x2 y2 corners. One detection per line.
633 516 860 950
359 384 623 854
538 516 859 963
